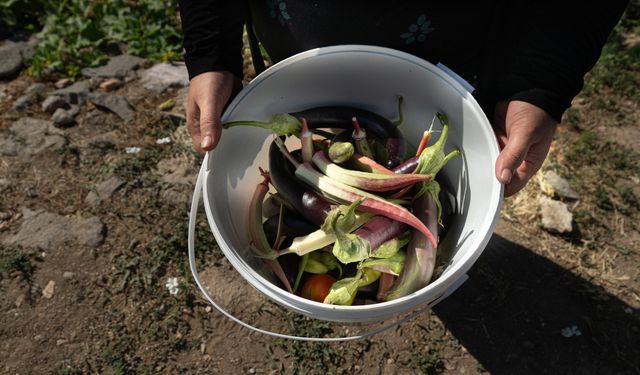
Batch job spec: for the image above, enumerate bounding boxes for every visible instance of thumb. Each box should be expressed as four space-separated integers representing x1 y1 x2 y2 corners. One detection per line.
199 101 222 151
495 128 531 185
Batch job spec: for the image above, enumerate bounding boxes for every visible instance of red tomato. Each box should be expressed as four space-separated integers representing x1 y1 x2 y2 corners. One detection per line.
300 274 336 302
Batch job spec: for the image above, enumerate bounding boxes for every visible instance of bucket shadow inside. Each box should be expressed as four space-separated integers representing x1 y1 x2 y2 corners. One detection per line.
433 233 640 375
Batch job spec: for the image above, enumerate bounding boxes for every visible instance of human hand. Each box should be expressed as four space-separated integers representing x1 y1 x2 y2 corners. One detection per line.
186 71 241 154
493 100 558 197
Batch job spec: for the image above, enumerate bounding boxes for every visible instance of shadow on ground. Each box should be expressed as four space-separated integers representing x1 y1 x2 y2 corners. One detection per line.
433 234 640 375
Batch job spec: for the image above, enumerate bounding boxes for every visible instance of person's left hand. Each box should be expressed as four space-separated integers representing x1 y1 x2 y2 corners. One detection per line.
493 100 558 197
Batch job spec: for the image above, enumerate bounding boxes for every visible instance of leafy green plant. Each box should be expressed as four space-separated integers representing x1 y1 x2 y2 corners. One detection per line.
27 0 183 79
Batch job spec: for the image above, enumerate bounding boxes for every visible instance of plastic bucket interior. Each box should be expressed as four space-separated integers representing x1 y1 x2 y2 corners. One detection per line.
196 45 503 323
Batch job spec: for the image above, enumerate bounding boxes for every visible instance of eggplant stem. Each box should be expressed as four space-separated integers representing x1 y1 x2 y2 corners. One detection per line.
415 115 436 156
223 120 273 129
351 116 374 159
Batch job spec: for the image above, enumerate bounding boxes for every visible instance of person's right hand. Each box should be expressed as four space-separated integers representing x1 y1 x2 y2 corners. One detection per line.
186 71 241 154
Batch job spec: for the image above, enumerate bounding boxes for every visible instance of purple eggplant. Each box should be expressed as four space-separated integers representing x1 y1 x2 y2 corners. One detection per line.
268 138 333 226
290 106 405 168
384 181 440 300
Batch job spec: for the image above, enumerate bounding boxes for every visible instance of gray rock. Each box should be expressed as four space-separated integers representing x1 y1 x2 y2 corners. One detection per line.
140 63 189 93
539 196 573 233
42 95 67 113
62 271 75 279
88 92 135 122
2 208 105 250
53 80 90 105
85 175 125 206
12 83 45 111
543 170 580 200
52 105 80 126
24 82 46 96
9 118 67 156
0 41 32 78
12 94 33 112
82 54 145 79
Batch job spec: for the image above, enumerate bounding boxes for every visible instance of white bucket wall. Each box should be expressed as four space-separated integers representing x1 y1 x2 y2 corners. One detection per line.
199 45 503 323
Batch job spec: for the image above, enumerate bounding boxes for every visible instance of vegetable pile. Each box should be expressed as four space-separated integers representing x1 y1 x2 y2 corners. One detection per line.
227 98 460 305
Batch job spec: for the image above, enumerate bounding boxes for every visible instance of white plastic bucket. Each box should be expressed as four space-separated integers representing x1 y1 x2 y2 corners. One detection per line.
189 45 503 339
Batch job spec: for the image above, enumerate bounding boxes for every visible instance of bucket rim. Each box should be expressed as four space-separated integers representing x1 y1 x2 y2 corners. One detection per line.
200 45 504 318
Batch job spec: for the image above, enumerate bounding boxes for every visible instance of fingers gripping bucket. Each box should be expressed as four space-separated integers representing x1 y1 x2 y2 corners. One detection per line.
188 45 503 341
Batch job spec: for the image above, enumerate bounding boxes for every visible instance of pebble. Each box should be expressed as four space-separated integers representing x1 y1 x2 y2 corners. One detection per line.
541 170 580 200
99 78 122 92
63 271 75 280
0 212 11 220
248 368 256 374
54 78 71 89
42 95 67 113
56 339 68 346
15 294 25 308
539 196 573 233
52 107 77 126
42 280 56 299
34 334 44 342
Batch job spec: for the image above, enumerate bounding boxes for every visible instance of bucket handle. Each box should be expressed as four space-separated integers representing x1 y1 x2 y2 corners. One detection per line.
189 162 468 341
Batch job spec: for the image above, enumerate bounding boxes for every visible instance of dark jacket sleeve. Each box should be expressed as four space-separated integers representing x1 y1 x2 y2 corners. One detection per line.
493 1 629 122
178 0 246 80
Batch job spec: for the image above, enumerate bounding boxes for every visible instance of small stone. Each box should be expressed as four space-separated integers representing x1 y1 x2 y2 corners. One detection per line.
387 358 394 364
2 208 105 250
34 334 44 342
541 170 580 200
82 54 145 79
56 339 68 346
15 294 25 308
248 368 256 374
54 78 71 89
63 271 75 280
0 212 11 220
42 95 67 113
52 80 90 105
52 107 77 126
0 43 24 78
42 280 55 298
99 78 122 92
88 92 135 122
14 83 46 111
539 196 573 233
9 118 67 156
84 175 125 206
140 63 189 93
